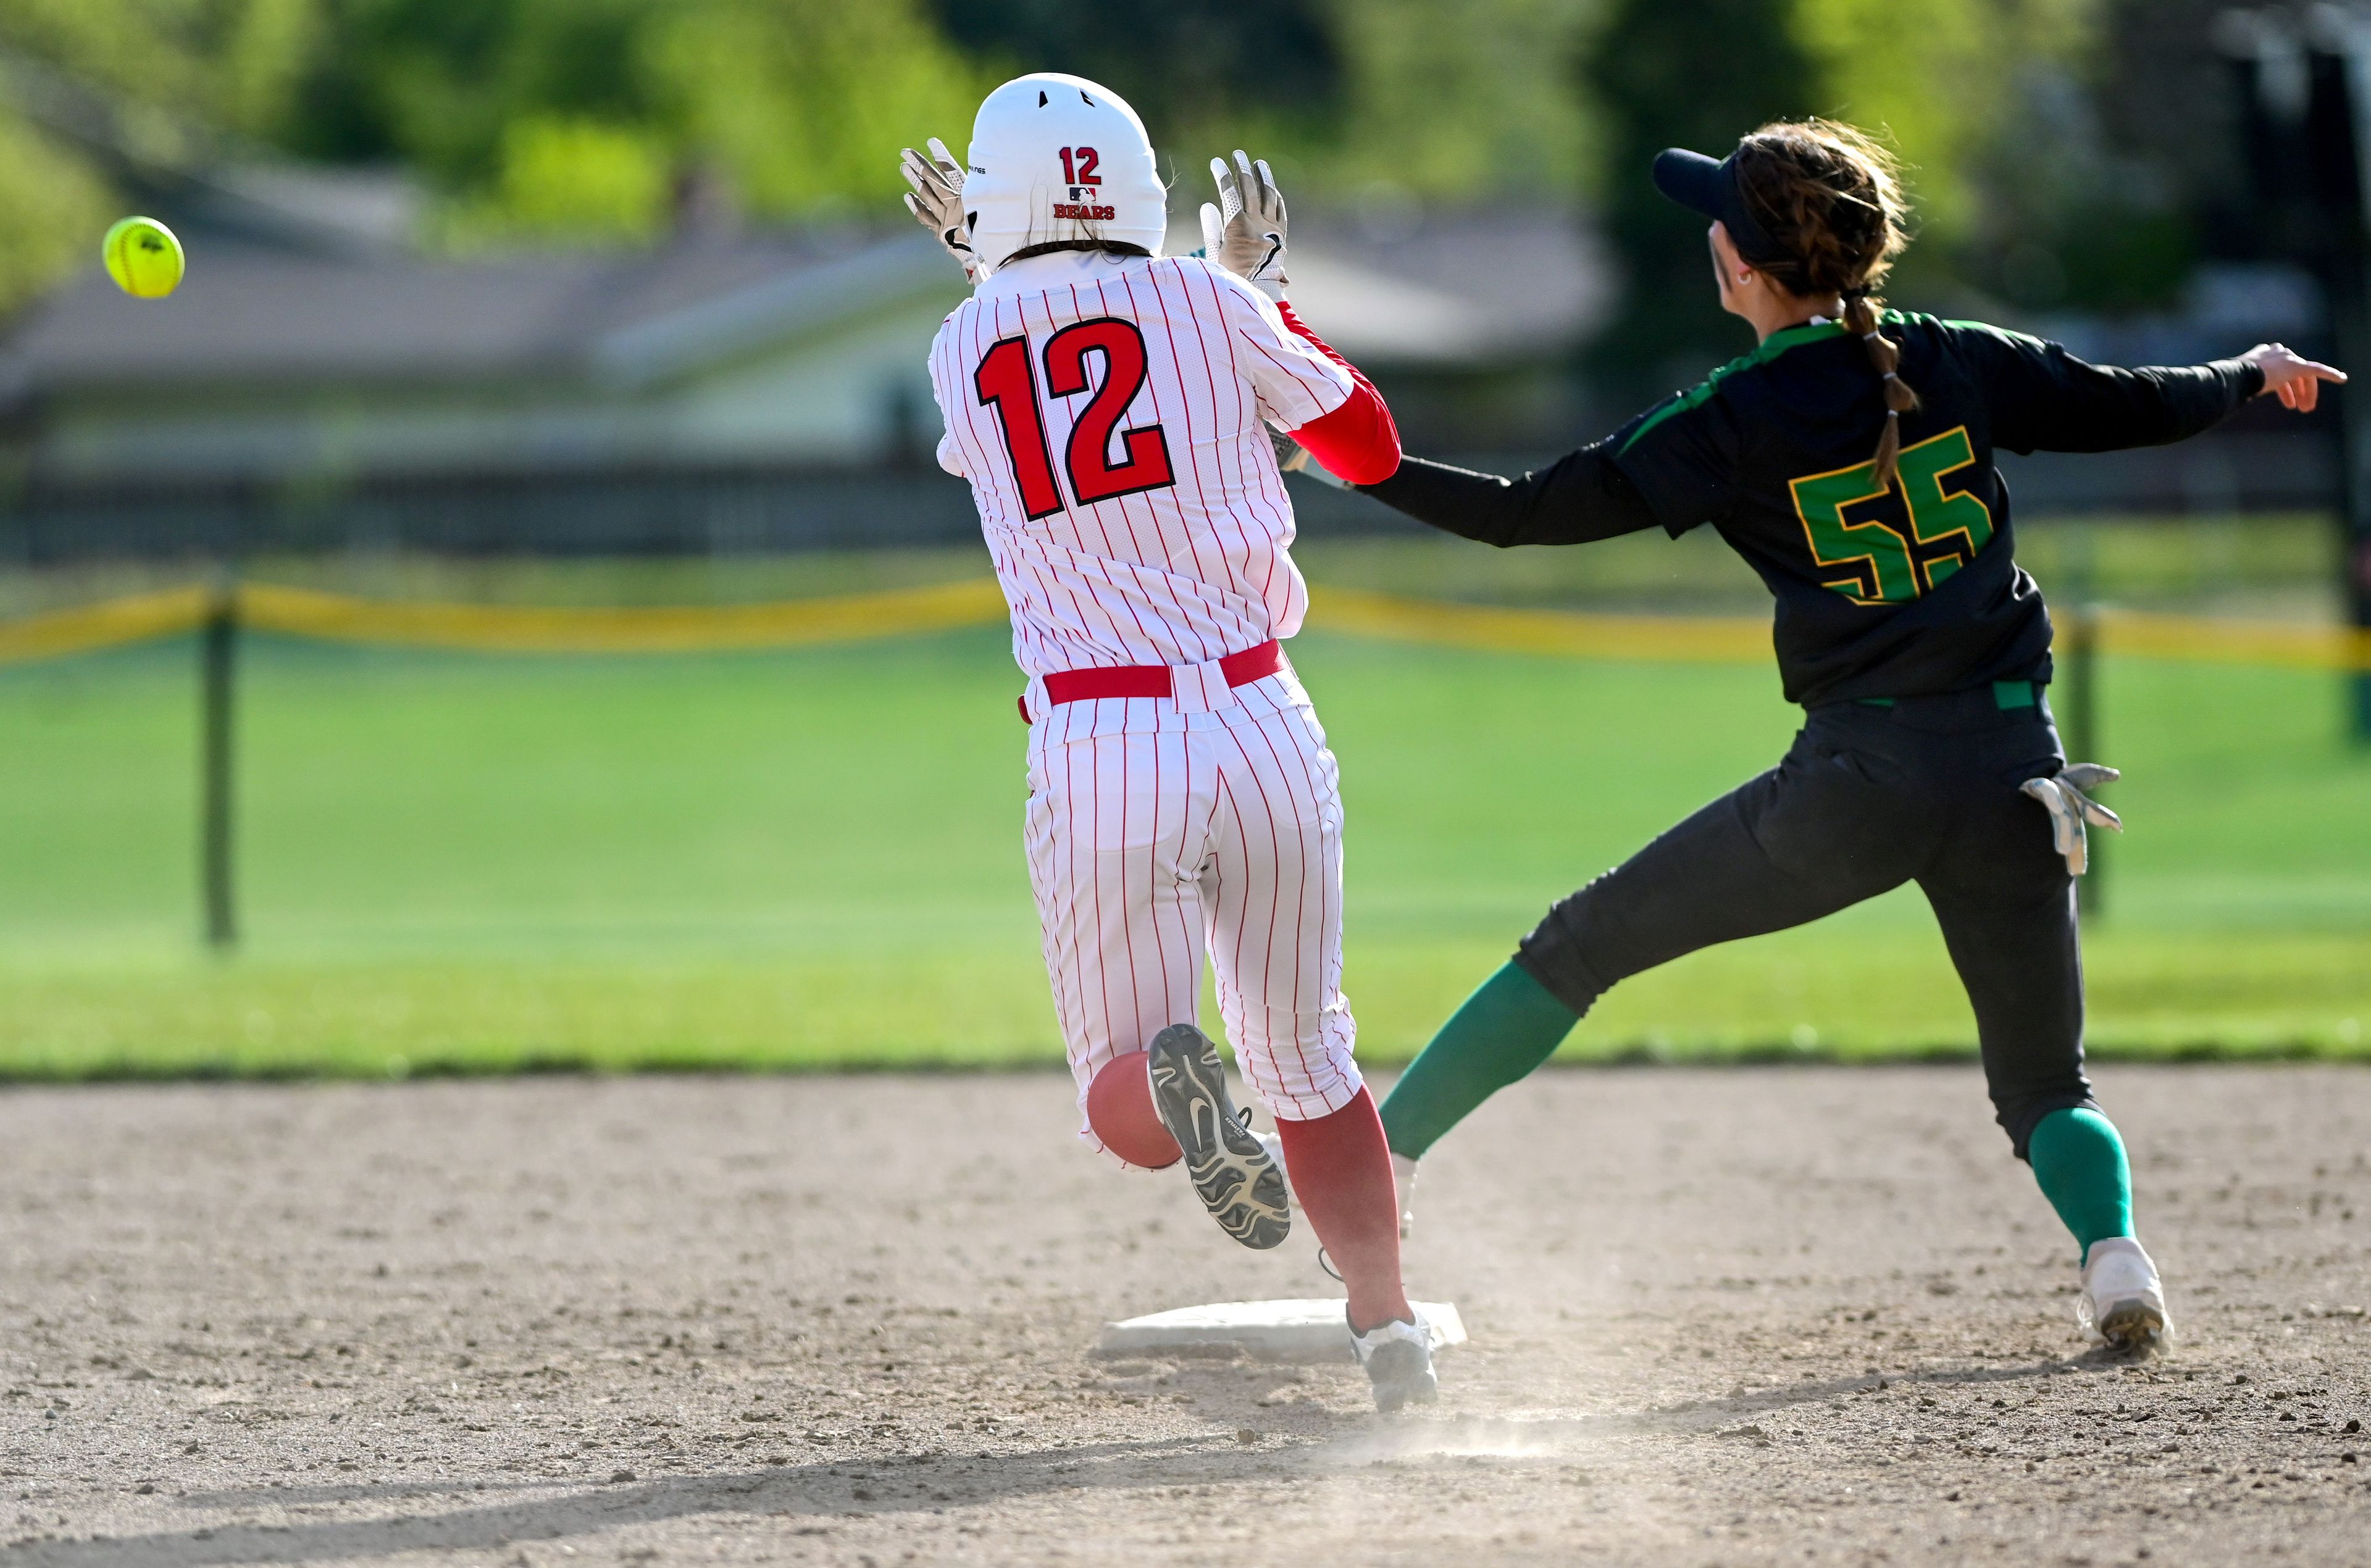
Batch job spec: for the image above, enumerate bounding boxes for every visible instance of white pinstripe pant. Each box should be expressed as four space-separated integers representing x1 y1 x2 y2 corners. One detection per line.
1023 677 1363 1160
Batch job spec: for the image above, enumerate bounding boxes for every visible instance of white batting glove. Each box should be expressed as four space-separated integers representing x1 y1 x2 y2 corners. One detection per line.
900 138 982 285
2021 764 2122 876
1200 149 1289 300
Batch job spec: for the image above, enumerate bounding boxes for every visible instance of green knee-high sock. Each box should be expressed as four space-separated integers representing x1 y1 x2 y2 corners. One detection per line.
2027 1107 2135 1262
1380 961 1580 1159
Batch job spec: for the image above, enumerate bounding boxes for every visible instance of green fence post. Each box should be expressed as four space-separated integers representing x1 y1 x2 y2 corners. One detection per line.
201 580 238 950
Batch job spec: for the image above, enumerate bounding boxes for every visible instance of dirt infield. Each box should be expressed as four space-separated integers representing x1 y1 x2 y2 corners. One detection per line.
4 1066 2369 1567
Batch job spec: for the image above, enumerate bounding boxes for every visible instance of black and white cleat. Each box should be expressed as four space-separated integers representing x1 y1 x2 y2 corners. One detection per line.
1145 1024 1290 1250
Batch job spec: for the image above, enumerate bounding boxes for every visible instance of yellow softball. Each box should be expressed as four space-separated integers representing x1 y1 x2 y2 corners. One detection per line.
102 217 185 299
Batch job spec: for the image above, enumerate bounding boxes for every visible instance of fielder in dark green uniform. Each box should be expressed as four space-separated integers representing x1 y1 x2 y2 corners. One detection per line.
1357 120 2343 1349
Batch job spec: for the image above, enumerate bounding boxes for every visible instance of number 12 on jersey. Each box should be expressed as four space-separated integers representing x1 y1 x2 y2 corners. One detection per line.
975 318 1177 520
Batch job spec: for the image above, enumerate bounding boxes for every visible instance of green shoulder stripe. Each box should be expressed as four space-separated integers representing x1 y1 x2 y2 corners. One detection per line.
1938 315 2047 352
1617 319 1852 454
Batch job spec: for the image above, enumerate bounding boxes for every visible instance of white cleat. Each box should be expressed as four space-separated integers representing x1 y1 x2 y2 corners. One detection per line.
1392 1152 1418 1239
2078 1236 2171 1350
1352 1310 1439 1413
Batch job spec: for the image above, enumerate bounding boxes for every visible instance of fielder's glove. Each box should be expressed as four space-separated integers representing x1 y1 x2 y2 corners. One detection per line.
900 138 982 285
2021 764 2122 876
1200 149 1289 300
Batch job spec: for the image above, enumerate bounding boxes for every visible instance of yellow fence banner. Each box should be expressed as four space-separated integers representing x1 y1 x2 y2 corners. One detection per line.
0 586 212 665
1309 586 1773 663
234 578 1008 654
2 576 2369 671
1310 587 2371 672
2091 609 2371 672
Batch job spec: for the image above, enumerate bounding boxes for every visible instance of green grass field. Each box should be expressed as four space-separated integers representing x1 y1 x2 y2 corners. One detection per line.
2 589 2366 1078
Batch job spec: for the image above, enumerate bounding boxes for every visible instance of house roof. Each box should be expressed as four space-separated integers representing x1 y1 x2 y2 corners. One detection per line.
0 205 1605 410
1290 204 1608 365
0 227 959 403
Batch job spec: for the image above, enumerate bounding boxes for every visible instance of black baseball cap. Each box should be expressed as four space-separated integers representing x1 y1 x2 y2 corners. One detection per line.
1652 147 1789 267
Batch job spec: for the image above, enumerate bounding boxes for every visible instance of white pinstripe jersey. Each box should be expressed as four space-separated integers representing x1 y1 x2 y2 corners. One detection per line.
927 251 1354 688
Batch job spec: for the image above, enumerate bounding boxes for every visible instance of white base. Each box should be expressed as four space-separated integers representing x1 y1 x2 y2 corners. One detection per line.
1098 1298 1467 1363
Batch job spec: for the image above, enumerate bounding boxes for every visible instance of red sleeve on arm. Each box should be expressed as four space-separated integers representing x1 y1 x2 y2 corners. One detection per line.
1276 299 1401 485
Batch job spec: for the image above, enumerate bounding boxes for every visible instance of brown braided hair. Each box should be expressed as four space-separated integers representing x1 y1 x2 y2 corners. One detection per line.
1731 120 1919 488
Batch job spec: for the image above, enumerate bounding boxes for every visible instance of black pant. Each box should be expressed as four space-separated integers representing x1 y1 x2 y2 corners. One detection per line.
1515 688 2097 1157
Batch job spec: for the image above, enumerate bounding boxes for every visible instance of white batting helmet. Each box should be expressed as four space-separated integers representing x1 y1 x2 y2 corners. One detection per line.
963 73 1168 274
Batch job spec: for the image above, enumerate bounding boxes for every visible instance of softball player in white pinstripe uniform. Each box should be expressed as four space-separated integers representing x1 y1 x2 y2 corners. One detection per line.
902 73 1436 1410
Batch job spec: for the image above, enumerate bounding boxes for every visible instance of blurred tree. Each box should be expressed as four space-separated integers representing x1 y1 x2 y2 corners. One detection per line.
1798 0 2216 317
1794 0 2098 265
640 0 986 219
0 0 322 135
927 0 1342 169
214 0 321 136
2083 0 2252 261
1955 43 2193 315
1581 0 2121 390
2 0 211 114
292 0 987 247
0 0 2201 333
0 0 328 314
1583 0 1820 395
928 0 1600 206
446 116 672 246
290 0 652 178
1314 0 1597 201
0 113 117 314
1952 0 2220 315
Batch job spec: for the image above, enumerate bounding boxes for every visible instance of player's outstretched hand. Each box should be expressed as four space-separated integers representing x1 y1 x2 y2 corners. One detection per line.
2241 342 2346 412
900 138 982 285
1199 150 1289 300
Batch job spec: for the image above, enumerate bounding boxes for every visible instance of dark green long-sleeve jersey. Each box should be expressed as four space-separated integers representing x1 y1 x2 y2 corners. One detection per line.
1360 312 2263 706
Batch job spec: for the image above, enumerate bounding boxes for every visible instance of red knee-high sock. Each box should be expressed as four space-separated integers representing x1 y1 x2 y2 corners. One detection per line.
1086 1051 1181 1169
1274 1088 1413 1332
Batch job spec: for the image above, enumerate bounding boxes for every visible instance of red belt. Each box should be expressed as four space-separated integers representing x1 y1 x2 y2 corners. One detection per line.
1020 640 1284 723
